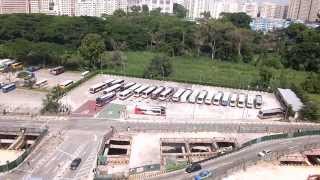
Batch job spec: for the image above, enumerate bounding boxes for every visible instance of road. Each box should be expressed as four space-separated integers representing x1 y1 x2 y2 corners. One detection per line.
0 115 320 180
151 135 320 180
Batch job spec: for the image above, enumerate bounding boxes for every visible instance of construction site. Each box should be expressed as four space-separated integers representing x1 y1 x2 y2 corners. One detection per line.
0 128 45 166
279 149 320 166
160 137 237 165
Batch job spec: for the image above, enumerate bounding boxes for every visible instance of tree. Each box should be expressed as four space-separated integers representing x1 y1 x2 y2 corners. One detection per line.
79 33 105 68
173 3 187 18
301 73 320 94
150 8 162 16
41 86 64 114
258 66 273 89
130 5 141 14
113 9 126 17
143 55 173 78
220 12 251 29
300 101 320 122
142 5 149 14
200 11 211 20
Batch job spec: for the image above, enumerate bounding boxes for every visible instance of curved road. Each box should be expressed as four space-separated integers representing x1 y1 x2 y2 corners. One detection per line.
151 135 320 180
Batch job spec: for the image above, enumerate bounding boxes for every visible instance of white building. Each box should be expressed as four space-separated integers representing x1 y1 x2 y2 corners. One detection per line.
55 0 76 16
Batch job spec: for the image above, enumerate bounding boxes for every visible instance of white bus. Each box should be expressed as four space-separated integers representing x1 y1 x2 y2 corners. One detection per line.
104 79 115 87
142 86 157 98
35 79 48 88
229 93 238 107
89 82 108 94
213 92 223 105
151 86 165 99
121 82 136 91
205 91 215 105
129 84 141 91
255 95 263 109
111 79 124 86
103 84 123 94
134 85 149 97
197 90 208 104
221 92 230 106
118 89 134 100
134 105 166 116
246 95 254 108
189 90 200 103
59 80 73 89
238 93 246 108
172 88 186 102
96 92 116 107
159 87 174 101
180 89 193 103
258 108 284 119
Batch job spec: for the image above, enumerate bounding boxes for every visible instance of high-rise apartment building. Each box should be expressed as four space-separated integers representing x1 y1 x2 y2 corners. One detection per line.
288 0 320 22
29 0 57 15
259 2 287 19
55 0 76 16
0 0 29 14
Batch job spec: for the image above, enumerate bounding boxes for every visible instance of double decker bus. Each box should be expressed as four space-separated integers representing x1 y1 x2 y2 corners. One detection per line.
2 83 16 93
96 92 116 107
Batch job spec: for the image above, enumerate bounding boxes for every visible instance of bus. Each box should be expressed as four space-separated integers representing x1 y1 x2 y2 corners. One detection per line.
81 71 90 78
129 84 141 91
105 79 115 87
258 108 284 119
159 87 174 101
213 92 223 105
118 89 134 100
246 95 254 108
103 84 123 94
35 79 48 88
59 80 73 89
180 89 193 103
120 82 136 91
134 105 166 116
2 83 16 93
205 91 215 105
197 90 208 104
172 88 186 102
238 93 246 108
189 90 200 103
134 85 149 97
110 79 124 86
50 66 64 75
255 95 263 109
229 93 238 107
151 86 165 99
11 62 23 70
96 92 116 107
142 86 157 98
221 92 230 106
89 82 108 94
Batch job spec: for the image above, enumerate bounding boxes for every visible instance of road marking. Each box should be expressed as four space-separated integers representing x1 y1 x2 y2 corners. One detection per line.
94 134 97 142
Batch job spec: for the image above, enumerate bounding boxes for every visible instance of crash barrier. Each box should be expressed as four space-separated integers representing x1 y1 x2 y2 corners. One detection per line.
0 127 48 173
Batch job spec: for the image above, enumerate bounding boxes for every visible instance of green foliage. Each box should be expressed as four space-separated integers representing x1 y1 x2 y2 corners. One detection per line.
220 12 252 29
79 33 105 68
173 3 187 18
302 73 320 94
113 9 126 17
41 86 63 114
257 66 273 89
143 55 173 78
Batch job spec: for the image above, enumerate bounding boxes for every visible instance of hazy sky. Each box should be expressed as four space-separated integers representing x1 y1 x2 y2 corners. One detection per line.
257 0 288 5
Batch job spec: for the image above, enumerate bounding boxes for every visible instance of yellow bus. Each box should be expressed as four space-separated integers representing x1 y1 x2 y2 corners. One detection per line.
11 62 23 70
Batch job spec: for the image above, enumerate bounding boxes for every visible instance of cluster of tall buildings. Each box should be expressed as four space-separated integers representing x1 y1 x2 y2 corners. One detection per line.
0 0 319 22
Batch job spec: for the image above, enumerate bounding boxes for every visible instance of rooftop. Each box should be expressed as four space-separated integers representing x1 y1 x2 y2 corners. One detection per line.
277 88 304 112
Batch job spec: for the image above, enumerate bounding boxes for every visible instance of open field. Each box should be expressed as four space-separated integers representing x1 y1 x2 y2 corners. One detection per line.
103 51 308 90
223 162 320 180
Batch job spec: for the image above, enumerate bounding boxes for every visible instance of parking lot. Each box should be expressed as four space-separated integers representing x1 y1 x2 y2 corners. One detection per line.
60 74 281 122
33 69 82 89
0 88 46 114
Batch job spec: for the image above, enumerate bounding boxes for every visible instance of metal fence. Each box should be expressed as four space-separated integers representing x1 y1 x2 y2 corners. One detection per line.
0 128 48 173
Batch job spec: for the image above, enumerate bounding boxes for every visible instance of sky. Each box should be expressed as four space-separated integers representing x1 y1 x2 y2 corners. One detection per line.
257 0 288 5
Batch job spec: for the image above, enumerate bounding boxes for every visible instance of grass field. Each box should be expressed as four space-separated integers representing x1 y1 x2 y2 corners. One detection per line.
103 51 307 90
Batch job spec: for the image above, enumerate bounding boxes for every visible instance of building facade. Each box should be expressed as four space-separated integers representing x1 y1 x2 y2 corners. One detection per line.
288 0 320 22
0 0 29 14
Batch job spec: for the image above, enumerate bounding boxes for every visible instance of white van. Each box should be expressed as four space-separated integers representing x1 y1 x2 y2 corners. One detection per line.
238 93 246 108
197 90 208 104
180 89 193 103
246 95 254 108
205 91 215 105
213 92 223 105
188 90 200 103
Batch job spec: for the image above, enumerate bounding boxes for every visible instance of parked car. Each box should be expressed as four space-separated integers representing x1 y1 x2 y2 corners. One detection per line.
26 66 42 72
194 170 212 180
70 158 82 170
258 150 272 157
185 163 202 173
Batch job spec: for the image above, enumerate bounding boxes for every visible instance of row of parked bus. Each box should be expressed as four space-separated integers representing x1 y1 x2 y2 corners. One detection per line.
90 79 263 109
